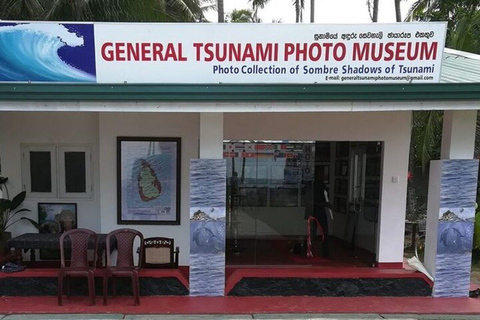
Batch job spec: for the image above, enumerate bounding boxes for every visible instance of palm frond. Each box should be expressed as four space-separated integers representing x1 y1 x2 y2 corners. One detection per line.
250 0 270 10
0 0 211 22
447 10 480 53
227 8 256 23
0 0 45 20
405 0 431 21
412 110 443 172
44 0 94 21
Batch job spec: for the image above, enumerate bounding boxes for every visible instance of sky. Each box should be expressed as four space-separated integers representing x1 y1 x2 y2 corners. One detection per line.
205 0 417 24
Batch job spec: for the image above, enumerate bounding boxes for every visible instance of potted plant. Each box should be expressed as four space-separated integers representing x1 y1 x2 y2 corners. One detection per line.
0 173 37 253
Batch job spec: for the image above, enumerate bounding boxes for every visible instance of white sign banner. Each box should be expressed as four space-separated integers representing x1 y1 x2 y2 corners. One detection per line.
0 21 447 84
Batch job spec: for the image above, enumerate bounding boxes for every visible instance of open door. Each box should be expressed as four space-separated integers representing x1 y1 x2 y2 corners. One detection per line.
343 142 381 266
225 140 381 267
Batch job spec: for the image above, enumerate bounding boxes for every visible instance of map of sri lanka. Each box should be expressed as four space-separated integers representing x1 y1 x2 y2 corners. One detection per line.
137 159 162 201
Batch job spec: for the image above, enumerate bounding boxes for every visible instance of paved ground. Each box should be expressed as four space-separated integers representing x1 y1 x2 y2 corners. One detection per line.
0 314 479 320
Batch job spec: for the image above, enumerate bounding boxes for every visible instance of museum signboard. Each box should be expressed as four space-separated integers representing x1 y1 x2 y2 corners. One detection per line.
0 21 446 84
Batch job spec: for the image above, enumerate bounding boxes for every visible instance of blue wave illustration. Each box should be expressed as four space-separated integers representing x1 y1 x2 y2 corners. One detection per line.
0 23 96 82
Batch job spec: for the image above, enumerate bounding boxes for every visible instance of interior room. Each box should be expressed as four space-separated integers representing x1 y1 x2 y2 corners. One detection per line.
225 140 382 267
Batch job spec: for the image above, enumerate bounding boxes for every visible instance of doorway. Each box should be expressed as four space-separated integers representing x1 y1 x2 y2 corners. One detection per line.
224 140 382 267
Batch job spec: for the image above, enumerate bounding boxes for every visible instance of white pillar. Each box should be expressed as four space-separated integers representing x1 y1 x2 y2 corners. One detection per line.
199 113 224 159
425 110 478 297
441 110 477 160
190 112 226 296
376 111 412 265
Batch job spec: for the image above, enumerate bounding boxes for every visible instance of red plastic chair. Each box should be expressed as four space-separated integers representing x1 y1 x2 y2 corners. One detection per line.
103 229 144 306
58 228 98 306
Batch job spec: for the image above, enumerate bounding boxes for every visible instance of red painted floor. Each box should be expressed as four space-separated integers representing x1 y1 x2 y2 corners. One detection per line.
0 296 480 315
226 237 376 267
0 265 477 315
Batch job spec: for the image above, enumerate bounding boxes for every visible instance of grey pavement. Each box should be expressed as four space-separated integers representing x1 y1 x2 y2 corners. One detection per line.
0 314 479 320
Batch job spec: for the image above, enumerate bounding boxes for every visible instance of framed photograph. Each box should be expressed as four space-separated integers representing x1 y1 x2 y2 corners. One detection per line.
38 202 77 260
38 203 77 234
117 137 181 225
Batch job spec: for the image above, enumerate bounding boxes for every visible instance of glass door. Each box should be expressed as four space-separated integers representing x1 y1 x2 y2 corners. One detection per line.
225 140 381 267
225 141 316 265
225 141 260 265
347 142 380 266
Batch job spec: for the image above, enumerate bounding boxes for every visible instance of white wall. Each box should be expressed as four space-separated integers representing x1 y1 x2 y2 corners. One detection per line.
441 110 477 160
0 110 410 265
0 112 101 238
98 113 199 266
200 113 223 159
224 112 412 263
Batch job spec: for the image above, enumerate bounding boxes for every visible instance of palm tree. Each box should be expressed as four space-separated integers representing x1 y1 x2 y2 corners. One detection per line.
407 1 480 168
367 0 379 22
0 0 45 20
293 0 305 23
411 110 443 172
249 0 270 22
227 9 256 23
218 0 225 22
405 0 480 53
395 0 402 22
0 0 213 22
405 2 480 239
310 0 315 23
405 0 438 21
406 0 479 22
448 10 480 53
407 2 480 178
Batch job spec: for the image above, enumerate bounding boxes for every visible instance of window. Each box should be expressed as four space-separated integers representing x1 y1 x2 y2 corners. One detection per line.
22 144 93 199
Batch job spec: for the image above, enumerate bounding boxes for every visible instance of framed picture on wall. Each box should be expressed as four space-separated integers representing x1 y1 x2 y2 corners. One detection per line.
117 137 181 225
38 202 77 260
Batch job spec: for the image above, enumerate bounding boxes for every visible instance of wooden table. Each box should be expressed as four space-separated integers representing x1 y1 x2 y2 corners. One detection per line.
7 233 114 265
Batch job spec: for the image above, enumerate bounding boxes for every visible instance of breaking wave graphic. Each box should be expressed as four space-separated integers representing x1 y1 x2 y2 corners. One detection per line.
0 23 95 82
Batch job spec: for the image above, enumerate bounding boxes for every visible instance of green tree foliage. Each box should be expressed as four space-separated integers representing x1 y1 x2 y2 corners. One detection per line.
407 0 480 178
406 0 480 53
448 10 480 54
227 9 256 23
407 0 480 179
0 0 215 22
411 110 443 172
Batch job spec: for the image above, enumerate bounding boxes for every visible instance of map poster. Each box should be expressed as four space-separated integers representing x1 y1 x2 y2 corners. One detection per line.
117 137 181 225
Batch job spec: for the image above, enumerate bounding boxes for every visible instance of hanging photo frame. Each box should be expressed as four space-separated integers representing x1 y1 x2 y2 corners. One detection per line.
38 202 77 260
117 137 181 225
